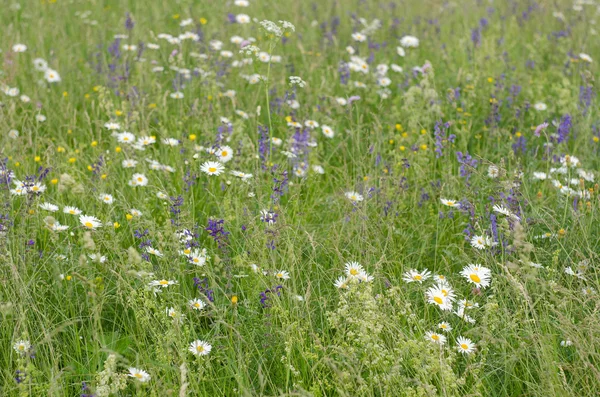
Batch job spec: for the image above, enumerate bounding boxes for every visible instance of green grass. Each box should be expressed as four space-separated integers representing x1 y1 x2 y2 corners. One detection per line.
1 0 600 395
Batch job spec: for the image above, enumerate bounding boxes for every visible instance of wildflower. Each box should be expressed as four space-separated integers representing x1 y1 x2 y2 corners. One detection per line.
456 336 476 354
215 146 233 163
44 69 61 83
117 132 135 143
425 331 446 345
80 215 102 229
344 262 364 279
334 276 349 289
493 204 519 220
352 32 367 42
533 102 547 111
127 368 150 382
402 269 432 283
185 249 208 266
460 264 492 288
487 165 500 178
289 76 306 88
560 340 573 347
13 340 31 355
122 159 138 168
400 35 419 48
33 58 48 71
99 194 114 204
345 191 363 202
189 298 206 311
39 202 59 212
104 122 121 130
579 53 593 63
321 125 335 138
275 270 290 280
145 247 163 257
440 198 460 208
12 44 27 52
189 340 212 356
149 279 177 288
170 91 184 99
426 285 454 310
201 161 225 176
130 173 148 186
438 322 452 332
236 14 250 23
470 235 490 250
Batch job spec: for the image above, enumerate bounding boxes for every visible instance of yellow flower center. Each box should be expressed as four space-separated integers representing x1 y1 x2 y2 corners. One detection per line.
350 268 358 276
433 296 443 305
221 151 228 157
431 334 439 341
194 303 200 307
18 345 25 350
70 210 75 214
414 275 422 280
193 258 199 263
32 186 39 191
196 345 204 352
470 274 481 283
460 344 468 350
134 373 143 379
84 222 93 228
159 280 169 285
137 177 143 182
208 167 217 173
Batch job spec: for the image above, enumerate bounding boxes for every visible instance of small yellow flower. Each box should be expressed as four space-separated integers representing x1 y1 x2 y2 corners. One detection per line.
207 95 213 101
399 146 406 151
420 144 428 150
457 107 463 112
68 129 72 134
51 178 58 184
34 156 41 162
172 13 180 19
93 86 101 92
66 275 72 281
420 129 426 135
91 141 98 147
593 136 599 143
189 134 197 141
395 124 402 131
558 228 566 237
515 132 522 138
14 162 20 167
389 139 394 144
115 146 121 153
148 103 156 109
84 94 90 99
28 209 35 215
87 165 92 171
115 110 123 116
231 295 238 304
200 17 207 25
487 77 494 83
69 158 77 164
114 222 121 229
285 116 292 122
101 174 107 180
57 146 65 152
402 132 408 138
126 214 133 221
363 176 369 181
63 91 68 97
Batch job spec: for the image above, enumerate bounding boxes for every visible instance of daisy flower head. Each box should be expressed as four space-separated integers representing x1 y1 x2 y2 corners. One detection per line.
189 298 206 311
438 321 452 332
344 261 365 279
215 146 233 163
130 173 148 186
145 246 163 257
352 32 367 42
470 235 492 250
533 102 547 111
304 120 319 129
12 44 27 52
186 249 208 266
170 91 184 99
13 340 31 355
460 264 492 288
201 161 225 176
334 276 349 289
426 285 454 311
400 35 419 48
104 122 121 130
149 279 177 288
440 198 460 208
402 269 432 283
80 215 102 229
236 14 251 24
456 336 476 354
345 191 364 203
99 193 114 204
44 69 61 83
122 159 138 168
39 202 59 212
33 58 48 71
275 270 290 280
321 125 335 138
189 340 212 356
63 206 82 215
127 368 151 382
357 270 374 283
425 331 446 345
579 53 593 63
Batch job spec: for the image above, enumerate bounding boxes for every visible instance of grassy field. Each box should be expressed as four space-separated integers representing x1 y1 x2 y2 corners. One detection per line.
1 0 600 395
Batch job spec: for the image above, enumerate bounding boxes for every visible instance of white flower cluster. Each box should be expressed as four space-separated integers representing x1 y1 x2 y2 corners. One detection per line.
259 20 295 37
289 76 306 88
239 45 261 56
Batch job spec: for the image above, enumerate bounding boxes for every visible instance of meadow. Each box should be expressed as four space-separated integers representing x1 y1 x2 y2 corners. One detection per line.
1 0 600 395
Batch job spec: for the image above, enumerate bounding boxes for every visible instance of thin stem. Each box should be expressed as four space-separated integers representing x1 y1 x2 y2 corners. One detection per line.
265 41 274 166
